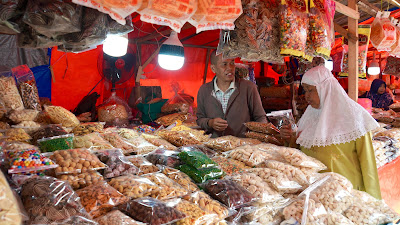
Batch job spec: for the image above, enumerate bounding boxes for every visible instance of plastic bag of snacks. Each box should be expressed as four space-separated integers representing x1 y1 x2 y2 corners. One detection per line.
241 203 285 225
390 21 400 57
125 136 158 155
98 92 131 124
72 122 105 136
247 168 303 193
95 210 146 225
118 128 140 139
12 121 41 135
95 149 139 178
73 133 114 150
261 160 309 186
23 0 82 38
0 171 25 225
178 164 224 183
146 148 182 168
267 109 297 130
276 146 327 170
244 122 280 135
205 135 243 152
245 132 284 145
37 134 74 152
76 181 129 218
178 145 217 158
212 156 249 176
20 176 91 224
108 174 160 199
183 191 231 222
2 142 38 157
161 167 199 192
178 151 218 170
166 198 217 225
134 125 156 133
239 137 262 145
282 196 328 224
279 0 309 57
204 179 257 209
118 197 187 225
143 173 188 200
370 11 397 52
31 124 68 145
12 65 41 111
158 130 209 147
50 149 107 175
229 172 284 203
101 132 137 155
0 71 24 112
45 106 80 128
189 0 242 33
383 56 400 75
227 145 282 167
8 109 39 123
141 133 177 150
57 171 104 190
4 128 31 143
56 216 98 225
126 155 160 175
309 0 332 59
155 113 188 127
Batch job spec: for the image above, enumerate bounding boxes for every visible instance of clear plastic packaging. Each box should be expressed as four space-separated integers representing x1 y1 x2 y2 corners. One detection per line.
95 149 139 178
266 109 297 130
205 135 243 152
178 164 224 184
0 71 24 112
98 92 131 123
73 133 114 151
4 128 31 143
50 149 107 175
261 160 309 186
158 130 209 147
101 132 137 155
204 179 257 210
309 0 332 59
45 105 80 128
95 210 146 225
161 167 199 192
126 155 160 175
8 109 39 123
189 0 242 33
178 145 217 158
37 134 74 152
31 124 68 144
0 171 25 225
390 22 400 57
2 142 38 159
56 216 98 225
228 144 283 167
76 181 129 218
57 171 104 190
370 11 397 52
279 0 309 58
276 146 327 170
12 121 41 134
134 125 156 133
23 0 82 38
245 132 284 146
118 128 140 139
244 122 280 135
108 174 160 199
141 133 177 150
178 150 218 170
282 196 328 224
239 138 262 145
229 172 284 203
247 168 303 193
20 176 91 224
146 148 182 168
125 136 158 155
182 191 230 222
12 65 41 111
143 173 188 200
73 122 105 136
155 113 188 127
383 56 400 75
118 197 187 225
212 156 250 176
165 198 217 225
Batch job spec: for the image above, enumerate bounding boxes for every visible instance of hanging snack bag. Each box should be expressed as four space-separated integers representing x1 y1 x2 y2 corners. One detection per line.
0 71 24 112
390 19 400 57
309 0 332 59
189 0 242 33
23 0 82 38
370 11 397 52
98 92 131 124
280 0 309 57
383 56 400 75
12 65 41 111
138 0 196 32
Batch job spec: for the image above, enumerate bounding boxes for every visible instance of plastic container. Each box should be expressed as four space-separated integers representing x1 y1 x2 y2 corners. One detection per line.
38 134 74 152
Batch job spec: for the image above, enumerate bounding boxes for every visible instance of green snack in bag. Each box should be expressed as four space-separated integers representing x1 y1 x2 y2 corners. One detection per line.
178 164 224 184
37 134 74 152
178 151 218 170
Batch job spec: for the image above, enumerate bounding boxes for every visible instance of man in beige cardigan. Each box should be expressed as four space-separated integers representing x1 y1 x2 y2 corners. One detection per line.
196 51 267 137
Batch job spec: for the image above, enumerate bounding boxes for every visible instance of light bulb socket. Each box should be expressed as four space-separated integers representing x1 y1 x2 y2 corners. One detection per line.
159 44 184 57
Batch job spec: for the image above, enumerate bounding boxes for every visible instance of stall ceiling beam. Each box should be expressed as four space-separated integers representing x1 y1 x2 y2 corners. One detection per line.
357 0 379 17
334 22 358 41
181 33 199 42
141 41 217 49
347 0 359 101
134 24 192 43
334 0 360 20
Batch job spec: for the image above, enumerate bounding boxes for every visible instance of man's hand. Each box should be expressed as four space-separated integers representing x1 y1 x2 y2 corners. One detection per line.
208 118 228 131
280 124 294 141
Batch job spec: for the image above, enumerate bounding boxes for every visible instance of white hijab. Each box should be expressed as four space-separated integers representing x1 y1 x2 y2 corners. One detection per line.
296 66 379 149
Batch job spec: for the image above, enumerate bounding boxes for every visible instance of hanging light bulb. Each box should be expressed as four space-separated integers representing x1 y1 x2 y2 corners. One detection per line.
325 59 333 71
103 33 129 57
158 31 184 70
368 52 380 75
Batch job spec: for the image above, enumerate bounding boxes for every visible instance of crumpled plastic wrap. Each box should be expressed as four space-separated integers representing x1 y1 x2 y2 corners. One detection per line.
0 0 26 34
370 11 396 52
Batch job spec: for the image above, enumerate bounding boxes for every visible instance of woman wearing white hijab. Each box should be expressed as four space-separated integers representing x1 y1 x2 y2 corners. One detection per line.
282 65 381 199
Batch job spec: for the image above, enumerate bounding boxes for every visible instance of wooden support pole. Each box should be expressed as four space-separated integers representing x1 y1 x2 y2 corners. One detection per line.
334 22 358 41
334 0 360 20
203 49 211 84
348 0 359 101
